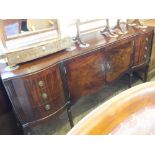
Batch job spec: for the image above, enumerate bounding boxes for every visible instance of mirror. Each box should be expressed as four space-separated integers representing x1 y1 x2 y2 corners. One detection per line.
1 19 58 39
0 19 60 50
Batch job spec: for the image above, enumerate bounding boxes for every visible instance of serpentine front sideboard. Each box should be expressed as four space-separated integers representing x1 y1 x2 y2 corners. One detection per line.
0 26 154 134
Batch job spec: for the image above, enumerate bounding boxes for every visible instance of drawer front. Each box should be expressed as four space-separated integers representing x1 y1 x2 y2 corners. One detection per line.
32 101 65 120
134 31 153 66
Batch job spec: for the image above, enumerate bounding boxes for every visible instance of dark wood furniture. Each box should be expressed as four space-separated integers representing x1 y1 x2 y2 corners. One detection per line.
67 82 155 135
0 26 154 134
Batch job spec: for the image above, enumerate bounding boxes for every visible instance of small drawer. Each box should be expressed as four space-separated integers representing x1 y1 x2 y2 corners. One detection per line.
33 103 55 119
32 102 60 119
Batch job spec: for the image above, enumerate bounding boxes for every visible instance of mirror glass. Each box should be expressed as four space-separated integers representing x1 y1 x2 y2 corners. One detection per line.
0 19 59 50
2 19 58 39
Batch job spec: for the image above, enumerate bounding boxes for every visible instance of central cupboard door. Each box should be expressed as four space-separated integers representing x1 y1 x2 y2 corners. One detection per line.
106 40 133 82
65 49 106 103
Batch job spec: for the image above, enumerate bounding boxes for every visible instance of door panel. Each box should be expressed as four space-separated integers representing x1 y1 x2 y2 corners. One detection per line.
66 50 106 103
106 41 133 82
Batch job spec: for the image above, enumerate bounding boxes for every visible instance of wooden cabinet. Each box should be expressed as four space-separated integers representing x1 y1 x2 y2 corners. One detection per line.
1 26 154 134
65 49 106 103
3 64 66 128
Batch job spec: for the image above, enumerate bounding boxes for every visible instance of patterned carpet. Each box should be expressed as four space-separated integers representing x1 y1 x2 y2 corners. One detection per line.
1 73 155 135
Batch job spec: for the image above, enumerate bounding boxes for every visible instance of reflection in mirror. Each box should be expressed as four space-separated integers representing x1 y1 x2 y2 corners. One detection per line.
100 19 118 37
113 19 128 34
127 19 147 29
74 19 107 48
2 19 58 39
0 19 60 50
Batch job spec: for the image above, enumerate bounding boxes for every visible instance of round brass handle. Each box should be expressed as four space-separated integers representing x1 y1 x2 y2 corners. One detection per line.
16 55 20 59
146 38 148 41
144 54 147 58
38 81 45 87
145 46 148 50
45 104 51 111
107 62 111 70
42 46 46 51
42 93 48 100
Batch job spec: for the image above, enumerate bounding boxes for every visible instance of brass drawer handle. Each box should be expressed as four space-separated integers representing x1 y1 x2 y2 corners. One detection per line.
38 81 45 87
145 38 148 41
45 104 51 111
107 62 111 70
42 46 46 51
42 93 48 100
144 54 147 58
145 46 148 50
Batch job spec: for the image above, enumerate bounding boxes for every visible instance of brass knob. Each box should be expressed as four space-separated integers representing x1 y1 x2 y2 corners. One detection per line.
146 38 148 41
38 81 44 87
45 104 51 111
42 46 46 51
144 54 147 58
145 46 148 50
107 62 111 70
42 93 48 100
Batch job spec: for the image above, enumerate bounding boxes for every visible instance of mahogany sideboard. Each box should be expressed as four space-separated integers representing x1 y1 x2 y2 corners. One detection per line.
0 26 154 134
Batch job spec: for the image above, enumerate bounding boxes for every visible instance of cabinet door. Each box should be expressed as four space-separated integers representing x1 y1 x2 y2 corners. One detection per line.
66 50 106 103
4 64 65 124
134 31 153 66
106 40 133 82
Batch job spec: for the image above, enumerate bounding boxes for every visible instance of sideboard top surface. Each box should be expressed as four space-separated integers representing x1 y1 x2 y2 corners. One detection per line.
0 26 154 81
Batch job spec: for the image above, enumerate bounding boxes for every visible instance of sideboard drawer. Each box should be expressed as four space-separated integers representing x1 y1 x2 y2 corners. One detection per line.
32 100 65 120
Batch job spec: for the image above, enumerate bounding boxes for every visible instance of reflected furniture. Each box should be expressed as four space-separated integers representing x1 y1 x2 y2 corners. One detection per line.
67 82 155 135
0 24 154 134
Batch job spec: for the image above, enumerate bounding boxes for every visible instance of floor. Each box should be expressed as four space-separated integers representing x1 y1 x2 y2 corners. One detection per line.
1 73 155 135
